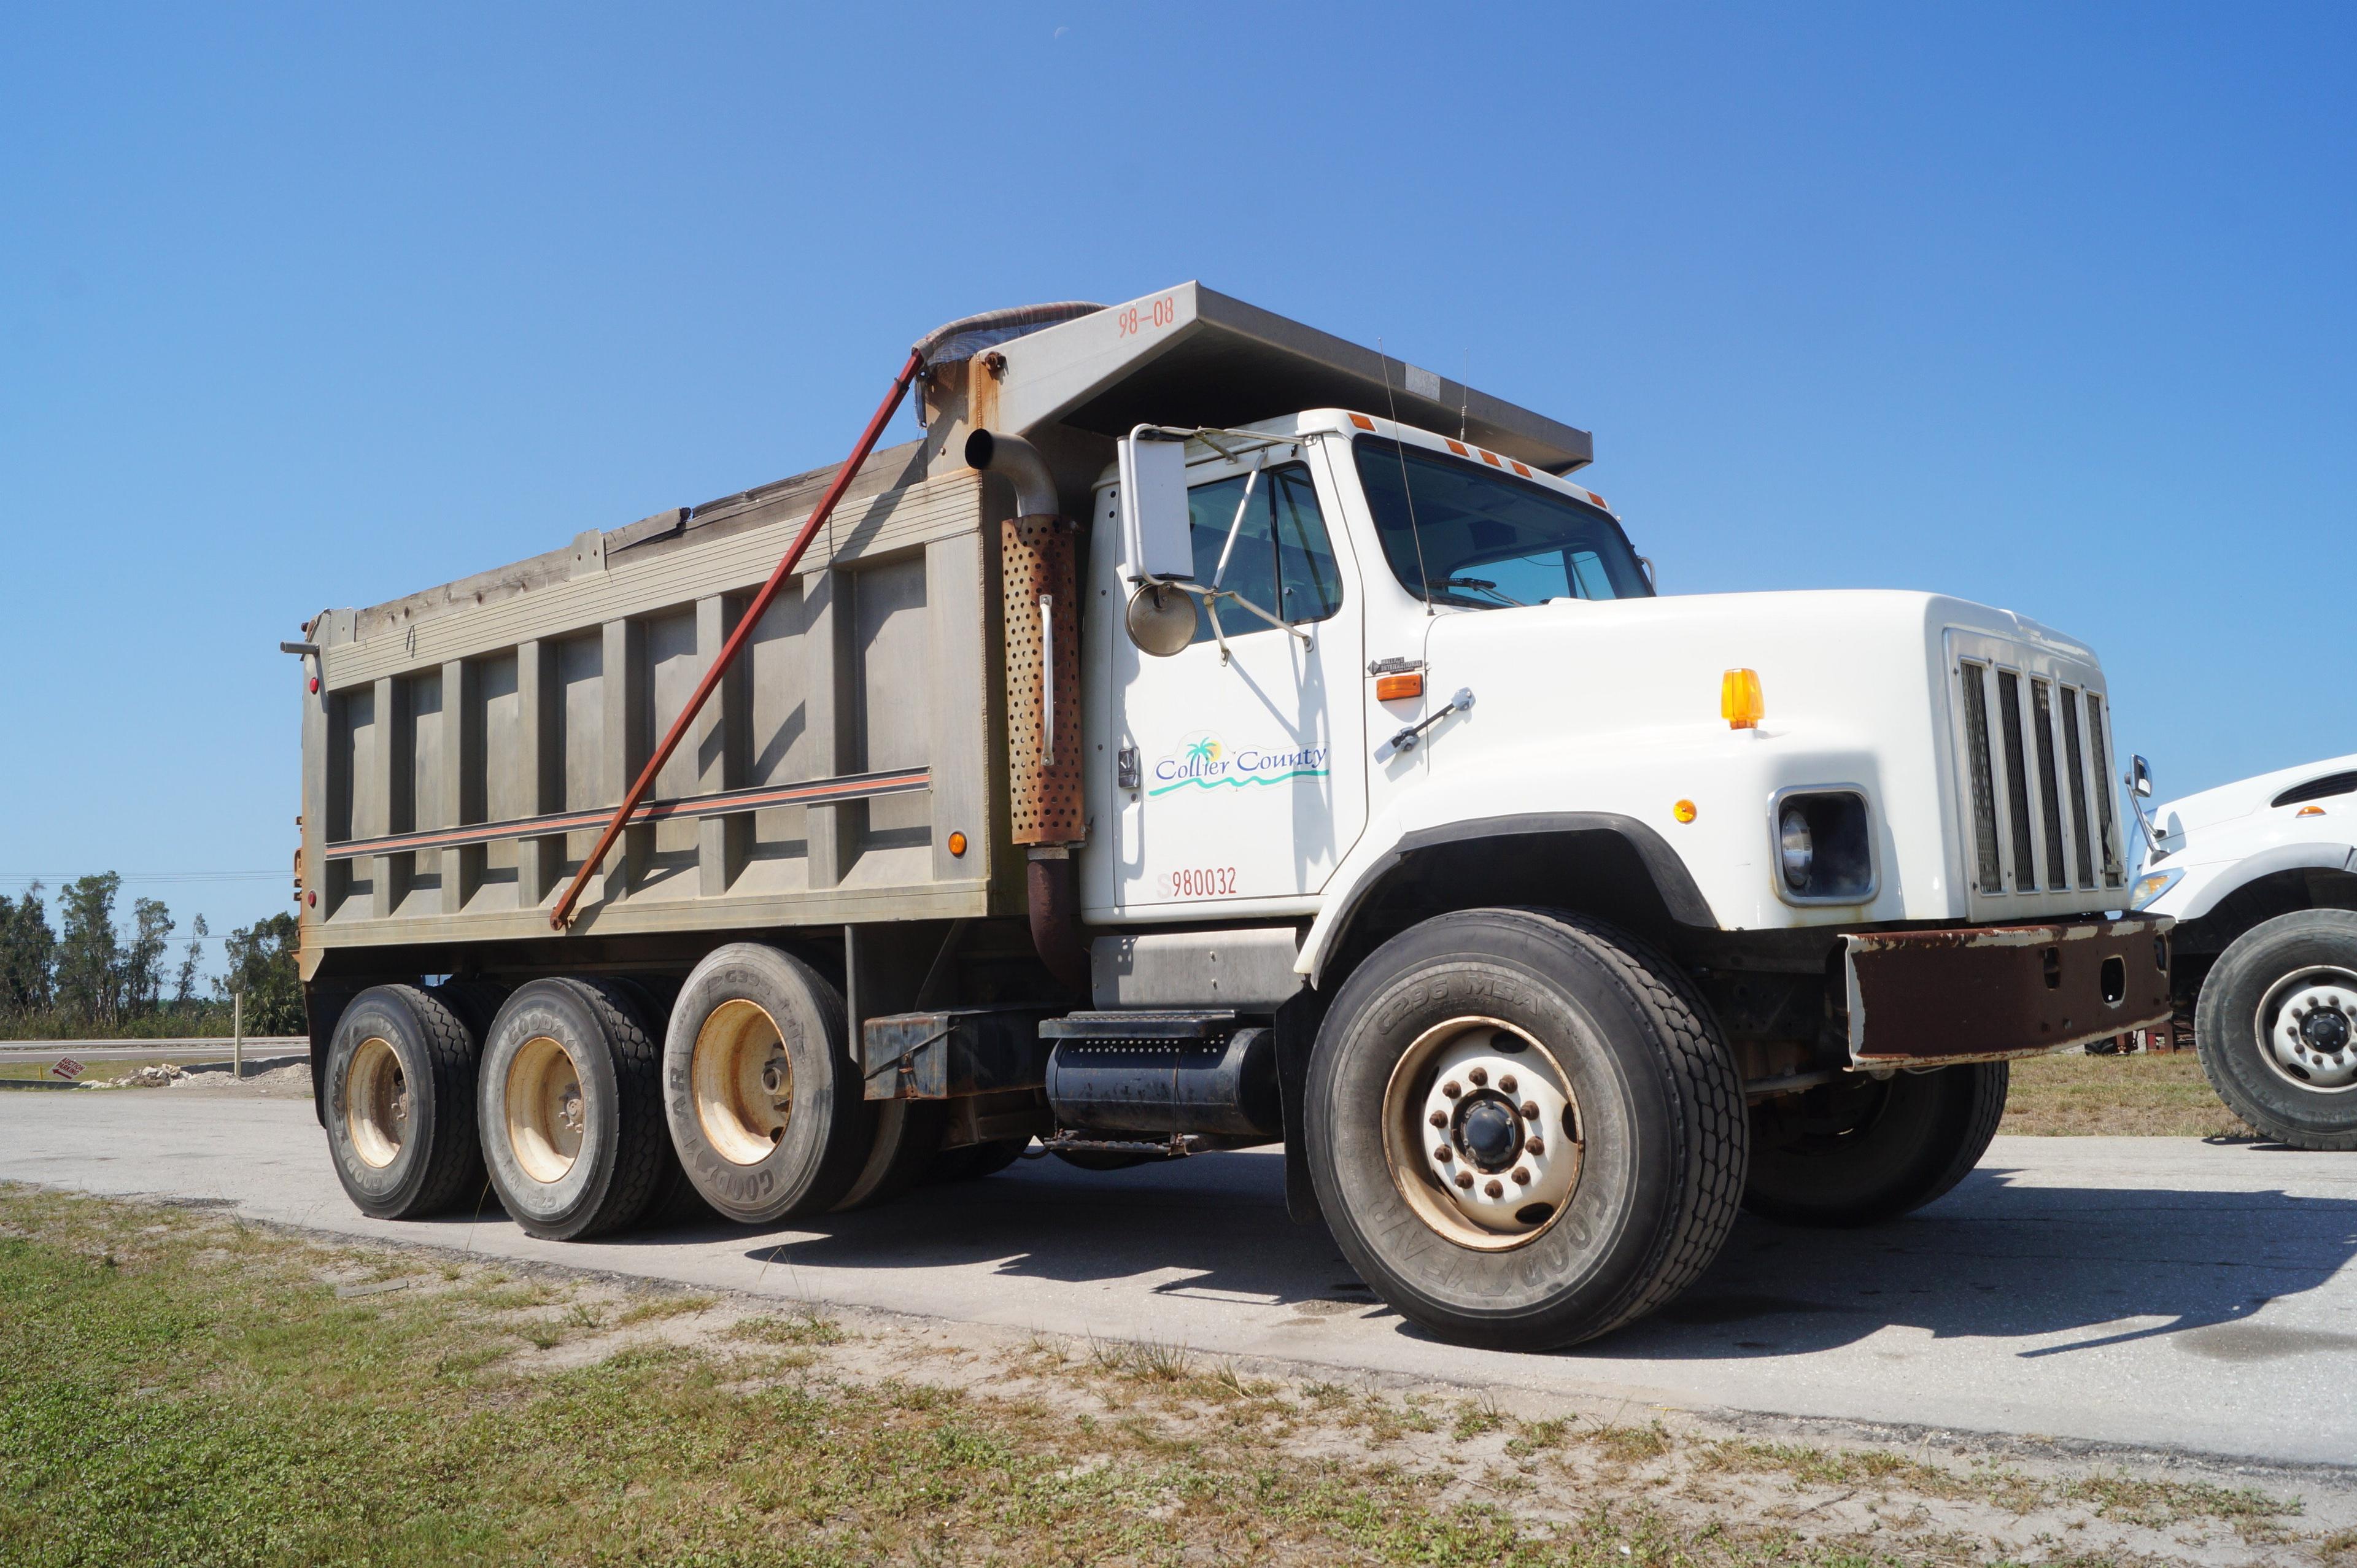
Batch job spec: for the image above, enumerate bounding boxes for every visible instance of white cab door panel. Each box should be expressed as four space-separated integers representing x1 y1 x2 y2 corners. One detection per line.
1082 436 1366 918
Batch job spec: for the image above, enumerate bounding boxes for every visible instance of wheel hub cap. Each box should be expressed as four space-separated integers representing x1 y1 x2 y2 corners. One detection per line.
1401 1024 1582 1241
2259 968 2357 1092
1455 1095 1521 1170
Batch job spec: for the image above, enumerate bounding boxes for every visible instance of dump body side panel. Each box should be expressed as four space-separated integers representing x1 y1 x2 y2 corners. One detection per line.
299 440 1013 968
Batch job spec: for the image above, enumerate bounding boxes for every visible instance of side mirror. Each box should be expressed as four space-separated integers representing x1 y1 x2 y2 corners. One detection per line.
2131 755 2154 798
1116 430 1194 585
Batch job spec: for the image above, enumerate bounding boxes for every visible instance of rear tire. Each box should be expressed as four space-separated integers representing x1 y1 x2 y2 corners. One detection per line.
1307 908 1746 1351
1743 1062 2008 1226
2196 910 2357 1151
661 943 875 1224
479 979 669 1240
323 984 487 1220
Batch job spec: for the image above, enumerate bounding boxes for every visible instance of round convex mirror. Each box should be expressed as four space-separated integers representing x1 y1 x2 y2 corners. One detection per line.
1125 581 1196 658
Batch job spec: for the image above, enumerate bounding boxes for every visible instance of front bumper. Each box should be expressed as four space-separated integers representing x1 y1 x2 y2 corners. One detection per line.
1843 916 2173 1065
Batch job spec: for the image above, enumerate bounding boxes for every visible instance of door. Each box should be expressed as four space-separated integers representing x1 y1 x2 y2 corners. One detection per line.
1094 436 1366 916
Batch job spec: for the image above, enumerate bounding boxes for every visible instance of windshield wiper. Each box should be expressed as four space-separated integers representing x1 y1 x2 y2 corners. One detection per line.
1427 576 1526 607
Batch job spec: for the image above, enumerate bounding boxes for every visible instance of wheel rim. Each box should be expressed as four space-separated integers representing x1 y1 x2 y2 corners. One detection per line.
2254 966 2357 1094
505 1035 587 1183
1381 1015 1583 1252
345 1037 408 1169
692 998 793 1165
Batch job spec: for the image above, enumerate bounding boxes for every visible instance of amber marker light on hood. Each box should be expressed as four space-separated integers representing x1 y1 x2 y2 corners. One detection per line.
1673 800 1698 824
1376 672 1423 701
1720 668 1765 730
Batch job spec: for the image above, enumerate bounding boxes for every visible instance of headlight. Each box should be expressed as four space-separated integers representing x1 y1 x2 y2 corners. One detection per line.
1778 805 1814 890
1772 790 1874 902
2129 868 2183 911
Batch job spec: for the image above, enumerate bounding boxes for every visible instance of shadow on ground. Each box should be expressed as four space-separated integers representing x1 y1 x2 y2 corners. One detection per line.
468 1144 2357 1362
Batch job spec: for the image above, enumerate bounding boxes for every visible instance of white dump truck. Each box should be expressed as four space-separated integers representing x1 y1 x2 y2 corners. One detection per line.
2128 751 2357 1148
291 284 2170 1348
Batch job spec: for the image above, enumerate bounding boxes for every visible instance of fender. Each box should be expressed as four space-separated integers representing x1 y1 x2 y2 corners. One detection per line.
1300 810 1717 986
2173 842 2357 921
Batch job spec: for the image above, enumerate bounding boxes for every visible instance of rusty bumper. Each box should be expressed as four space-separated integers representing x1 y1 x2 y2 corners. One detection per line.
1843 916 2173 1065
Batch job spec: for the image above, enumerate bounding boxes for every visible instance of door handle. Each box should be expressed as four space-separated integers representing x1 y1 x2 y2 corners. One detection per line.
1387 687 1476 755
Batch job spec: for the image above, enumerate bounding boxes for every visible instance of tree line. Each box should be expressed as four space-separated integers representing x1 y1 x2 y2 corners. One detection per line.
0 875 304 1039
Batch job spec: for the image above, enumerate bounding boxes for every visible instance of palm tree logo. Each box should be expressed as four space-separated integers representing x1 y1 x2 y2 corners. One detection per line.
1184 735 1221 767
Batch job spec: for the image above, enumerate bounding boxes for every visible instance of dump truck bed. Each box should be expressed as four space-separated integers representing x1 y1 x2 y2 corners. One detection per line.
299 439 1008 972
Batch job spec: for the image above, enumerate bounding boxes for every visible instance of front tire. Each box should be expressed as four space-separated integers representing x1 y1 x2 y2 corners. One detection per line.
1743 1062 2008 1226
323 984 487 1220
2196 910 2357 1151
1307 908 1746 1351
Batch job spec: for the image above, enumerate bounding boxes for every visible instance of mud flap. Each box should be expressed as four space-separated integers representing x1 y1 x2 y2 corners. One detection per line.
1275 989 1328 1228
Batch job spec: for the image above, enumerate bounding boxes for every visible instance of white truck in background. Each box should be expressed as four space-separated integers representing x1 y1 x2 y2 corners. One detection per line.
2129 752 2357 1148
292 284 2171 1351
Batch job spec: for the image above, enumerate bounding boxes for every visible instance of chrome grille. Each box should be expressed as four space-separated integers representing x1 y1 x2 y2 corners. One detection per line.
1949 637 2125 904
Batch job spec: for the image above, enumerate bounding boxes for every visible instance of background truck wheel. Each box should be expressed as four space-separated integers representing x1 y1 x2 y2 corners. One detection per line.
323 984 488 1219
1307 908 1747 1351
1743 1062 2008 1226
929 1138 1031 1184
661 943 875 1224
479 978 670 1240
832 1099 948 1211
2195 910 2357 1151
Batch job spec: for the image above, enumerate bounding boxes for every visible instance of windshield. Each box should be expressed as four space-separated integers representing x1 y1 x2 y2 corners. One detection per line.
1352 436 1653 608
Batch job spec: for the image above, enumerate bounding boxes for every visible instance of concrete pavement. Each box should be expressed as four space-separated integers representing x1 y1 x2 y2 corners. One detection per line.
3 1091 2352 1466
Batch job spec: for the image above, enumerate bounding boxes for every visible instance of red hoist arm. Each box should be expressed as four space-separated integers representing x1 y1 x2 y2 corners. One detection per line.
549 347 926 929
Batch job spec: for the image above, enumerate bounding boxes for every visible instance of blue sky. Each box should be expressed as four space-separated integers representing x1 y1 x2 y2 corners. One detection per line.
3 4 2351 970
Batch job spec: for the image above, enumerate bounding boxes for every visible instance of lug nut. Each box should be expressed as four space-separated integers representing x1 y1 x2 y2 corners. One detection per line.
1512 1167 1532 1186
1484 1180 1503 1198
1442 1081 1462 1100
1468 1067 1488 1086
1434 1146 1452 1162
1500 1074 1518 1094
1455 1172 1475 1189
1429 1110 1447 1127
1525 1136 1544 1156
1519 1100 1539 1119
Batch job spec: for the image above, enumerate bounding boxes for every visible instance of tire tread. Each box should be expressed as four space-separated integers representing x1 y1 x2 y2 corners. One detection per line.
1509 910 1748 1338
387 984 486 1218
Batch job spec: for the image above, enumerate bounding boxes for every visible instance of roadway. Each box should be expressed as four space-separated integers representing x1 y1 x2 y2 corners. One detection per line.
2 1091 2351 1466
0 1038 308 1065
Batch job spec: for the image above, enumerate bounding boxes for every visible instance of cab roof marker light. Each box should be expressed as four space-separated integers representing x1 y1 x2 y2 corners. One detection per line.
1445 439 1469 456
1721 668 1765 730
1349 412 1374 430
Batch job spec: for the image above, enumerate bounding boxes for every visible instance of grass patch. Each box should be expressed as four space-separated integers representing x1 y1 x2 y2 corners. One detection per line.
722 1307 843 1346
0 1182 2320 1567
2003 1048 2251 1137
614 1291 716 1327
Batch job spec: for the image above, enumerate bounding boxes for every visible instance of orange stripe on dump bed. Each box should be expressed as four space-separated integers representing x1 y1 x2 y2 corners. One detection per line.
325 767 932 861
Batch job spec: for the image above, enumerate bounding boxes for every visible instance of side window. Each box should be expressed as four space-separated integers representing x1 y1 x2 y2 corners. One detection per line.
1183 462 1342 645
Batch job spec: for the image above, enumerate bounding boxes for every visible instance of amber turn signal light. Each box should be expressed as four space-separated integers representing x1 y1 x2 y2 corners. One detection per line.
1721 668 1764 730
1376 672 1423 702
947 831 968 857
1673 800 1698 824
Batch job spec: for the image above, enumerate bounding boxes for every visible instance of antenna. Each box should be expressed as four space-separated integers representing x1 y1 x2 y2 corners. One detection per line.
1460 351 1469 440
1377 338 1434 616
